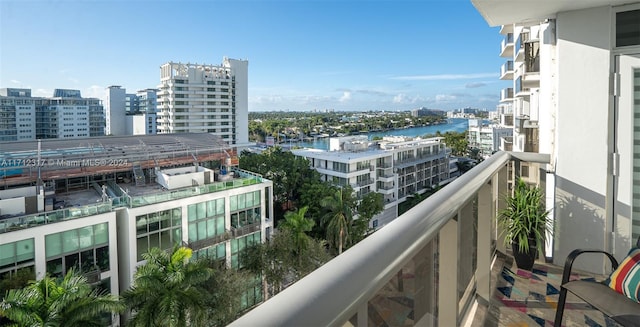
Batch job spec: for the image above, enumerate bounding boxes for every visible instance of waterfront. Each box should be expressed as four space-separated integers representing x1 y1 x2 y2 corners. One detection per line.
295 118 470 150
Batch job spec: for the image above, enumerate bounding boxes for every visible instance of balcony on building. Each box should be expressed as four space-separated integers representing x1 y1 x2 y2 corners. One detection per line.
499 33 514 57
499 60 514 80
499 24 513 35
500 87 513 102
514 32 529 62
231 152 560 327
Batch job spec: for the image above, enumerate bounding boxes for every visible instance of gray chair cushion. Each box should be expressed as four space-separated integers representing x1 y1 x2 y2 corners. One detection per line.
564 280 640 325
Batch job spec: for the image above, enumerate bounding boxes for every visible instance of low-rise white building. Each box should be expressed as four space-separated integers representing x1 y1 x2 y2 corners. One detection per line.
467 119 513 158
293 135 449 229
0 134 273 325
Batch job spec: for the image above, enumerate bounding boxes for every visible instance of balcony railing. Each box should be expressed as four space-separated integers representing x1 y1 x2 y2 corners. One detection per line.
230 151 550 327
500 87 514 102
0 202 112 234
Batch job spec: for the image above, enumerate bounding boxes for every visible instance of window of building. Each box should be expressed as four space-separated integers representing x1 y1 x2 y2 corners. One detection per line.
187 198 225 244
135 208 182 261
192 243 226 262
230 232 261 269
45 223 109 277
332 161 347 173
0 239 35 277
617 9 640 47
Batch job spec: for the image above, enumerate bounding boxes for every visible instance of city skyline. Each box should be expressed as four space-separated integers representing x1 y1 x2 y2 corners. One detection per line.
0 0 504 111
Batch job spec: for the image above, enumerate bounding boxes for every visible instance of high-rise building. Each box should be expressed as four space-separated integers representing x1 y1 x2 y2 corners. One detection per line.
472 0 640 272
157 58 249 146
0 88 36 142
105 86 157 136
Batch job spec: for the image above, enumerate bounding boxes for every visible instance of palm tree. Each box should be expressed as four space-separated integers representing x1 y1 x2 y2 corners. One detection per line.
122 246 212 327
0 269 123 327
279 206 315 255
320 188 354 254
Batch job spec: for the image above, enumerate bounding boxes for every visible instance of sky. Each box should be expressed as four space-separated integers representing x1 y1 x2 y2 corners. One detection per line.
0 0 506 112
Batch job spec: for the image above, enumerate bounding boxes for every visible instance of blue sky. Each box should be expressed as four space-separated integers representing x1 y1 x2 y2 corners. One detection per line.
0 0 505 111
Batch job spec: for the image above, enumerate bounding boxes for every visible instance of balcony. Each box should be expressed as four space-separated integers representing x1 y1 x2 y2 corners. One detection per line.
500 88 514 102
231 152 562 326
500 33 514 57
500 60 514 80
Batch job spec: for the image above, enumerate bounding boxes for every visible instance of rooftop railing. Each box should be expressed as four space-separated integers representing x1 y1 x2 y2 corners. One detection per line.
230 151 549 327
128 170 262 208
0 202 112 234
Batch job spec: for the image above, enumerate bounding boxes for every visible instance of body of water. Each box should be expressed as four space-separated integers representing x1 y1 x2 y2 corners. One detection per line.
295 118 470 150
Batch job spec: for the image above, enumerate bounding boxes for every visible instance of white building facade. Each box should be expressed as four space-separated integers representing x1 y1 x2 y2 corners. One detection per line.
473 0 640 273
467 118 513 158
0 88 36 142
157 58 249 146
105 86 158 136
293 136 449 229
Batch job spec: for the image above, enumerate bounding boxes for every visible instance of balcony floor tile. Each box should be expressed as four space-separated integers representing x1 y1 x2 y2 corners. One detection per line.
473 252 623 327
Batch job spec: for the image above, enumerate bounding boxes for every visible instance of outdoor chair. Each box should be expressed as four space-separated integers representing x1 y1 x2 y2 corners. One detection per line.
554 237 640 327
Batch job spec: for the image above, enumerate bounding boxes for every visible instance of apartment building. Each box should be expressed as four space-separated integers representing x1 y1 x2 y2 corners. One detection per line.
157 58 249 146
0 134 273 325
473 0 640 273
0 88 104 141
467 118 512 158
293 135 449 229
105 86 158 136
0 88 36 142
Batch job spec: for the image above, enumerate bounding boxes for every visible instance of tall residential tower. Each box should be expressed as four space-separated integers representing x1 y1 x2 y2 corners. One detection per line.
157 58 249 146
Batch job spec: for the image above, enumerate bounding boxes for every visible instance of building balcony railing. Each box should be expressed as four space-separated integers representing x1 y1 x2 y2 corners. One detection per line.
187 230 232 250
127 169 262 208
500 60 514 80
0 202 112 234
500 88 514 102
230 151 550 327
500 33 514 58
230 222 261 238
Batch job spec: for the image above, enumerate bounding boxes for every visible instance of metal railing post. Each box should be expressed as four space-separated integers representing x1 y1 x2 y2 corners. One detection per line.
477 180 493 301
438 218 459 326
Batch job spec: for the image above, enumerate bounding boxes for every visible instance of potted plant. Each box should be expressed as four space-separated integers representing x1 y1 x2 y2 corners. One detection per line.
498 178 551 271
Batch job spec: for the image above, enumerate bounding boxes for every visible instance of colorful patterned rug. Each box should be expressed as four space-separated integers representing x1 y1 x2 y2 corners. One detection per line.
491 260 622 327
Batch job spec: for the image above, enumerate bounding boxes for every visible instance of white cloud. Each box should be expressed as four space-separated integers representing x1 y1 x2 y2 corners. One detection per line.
34 88 51 97
10 79 21 84
393 93 424 104
84 85 104 99
435 94 457 102
391 73 497 81
339 91 351 102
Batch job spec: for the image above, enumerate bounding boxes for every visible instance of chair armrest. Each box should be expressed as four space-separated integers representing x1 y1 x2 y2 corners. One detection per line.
561 249 619 285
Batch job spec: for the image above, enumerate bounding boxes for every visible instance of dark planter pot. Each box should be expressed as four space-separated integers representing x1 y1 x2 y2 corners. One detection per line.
511 239 538 271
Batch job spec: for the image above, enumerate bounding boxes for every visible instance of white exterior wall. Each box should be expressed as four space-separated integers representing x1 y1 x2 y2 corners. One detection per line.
105 86 127 136
157 59 248 145
0 211 119 295
117 181 271 292
552 6 614 272
226 58 249 146
16 102 36 140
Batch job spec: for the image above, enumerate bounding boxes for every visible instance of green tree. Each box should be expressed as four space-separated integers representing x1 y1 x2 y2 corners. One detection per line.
200 261 254 326
279 206 315 256
241 230 330 298
320 188 355 254
0 269 123 327
351 192 384 243
122 246 212 327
